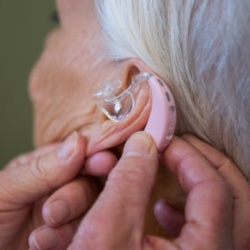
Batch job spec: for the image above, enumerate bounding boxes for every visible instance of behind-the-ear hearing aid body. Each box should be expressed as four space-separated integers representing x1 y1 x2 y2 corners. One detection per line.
94 73 176 152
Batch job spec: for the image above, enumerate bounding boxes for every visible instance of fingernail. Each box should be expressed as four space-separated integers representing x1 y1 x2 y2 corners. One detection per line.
155 199 168 211
48 199 70 225
57 132 77 159
123 132 154 157
30 228 57 250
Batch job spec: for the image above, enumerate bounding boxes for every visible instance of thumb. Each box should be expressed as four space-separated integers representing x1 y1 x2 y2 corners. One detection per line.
72 132 158 248
100 132 158 228
0 132 86 210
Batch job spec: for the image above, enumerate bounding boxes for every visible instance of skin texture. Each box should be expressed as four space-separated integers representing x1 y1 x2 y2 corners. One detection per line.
29 133 250 250
29 0 151 156
0 132 116 249
29 0 184 237
0 0 249 249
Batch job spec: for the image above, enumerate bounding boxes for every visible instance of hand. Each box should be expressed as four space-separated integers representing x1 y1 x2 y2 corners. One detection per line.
155 135 250 250
0 132 116 250
166 134 249 250
63 132 238 250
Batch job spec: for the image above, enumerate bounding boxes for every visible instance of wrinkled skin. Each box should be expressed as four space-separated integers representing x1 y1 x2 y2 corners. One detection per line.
0 133 112 249
2 0 249 249
30 0 151 156
29 0 185 236
28 134 250 250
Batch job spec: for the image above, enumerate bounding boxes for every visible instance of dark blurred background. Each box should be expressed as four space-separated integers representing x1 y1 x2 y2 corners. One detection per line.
0 1 56 168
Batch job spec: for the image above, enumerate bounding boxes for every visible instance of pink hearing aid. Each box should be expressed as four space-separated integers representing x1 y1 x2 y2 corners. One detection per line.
144 74 176 152
94 73 176 152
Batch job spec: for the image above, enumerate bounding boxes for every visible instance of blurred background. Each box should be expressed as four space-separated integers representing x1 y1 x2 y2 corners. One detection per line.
0 1 56 168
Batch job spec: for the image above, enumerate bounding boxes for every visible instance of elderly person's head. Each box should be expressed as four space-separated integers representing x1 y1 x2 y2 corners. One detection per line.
30 0 250 187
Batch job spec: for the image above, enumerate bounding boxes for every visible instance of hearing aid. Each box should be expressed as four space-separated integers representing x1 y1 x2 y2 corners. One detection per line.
94 72 176 152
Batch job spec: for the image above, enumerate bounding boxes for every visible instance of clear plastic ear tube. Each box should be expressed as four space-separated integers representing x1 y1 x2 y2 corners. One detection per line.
93 72 152 122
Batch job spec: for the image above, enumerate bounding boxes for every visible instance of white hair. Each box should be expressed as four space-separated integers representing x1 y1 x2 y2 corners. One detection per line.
95 0 250 181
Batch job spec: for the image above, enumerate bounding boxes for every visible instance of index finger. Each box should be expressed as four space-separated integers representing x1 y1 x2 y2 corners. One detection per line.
162 136 233 249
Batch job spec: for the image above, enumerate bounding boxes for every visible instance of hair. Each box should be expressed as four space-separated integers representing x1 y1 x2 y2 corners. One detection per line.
95 0 250 181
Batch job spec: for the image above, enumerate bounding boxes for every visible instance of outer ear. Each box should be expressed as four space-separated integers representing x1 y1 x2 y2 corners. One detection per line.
84 59 155 156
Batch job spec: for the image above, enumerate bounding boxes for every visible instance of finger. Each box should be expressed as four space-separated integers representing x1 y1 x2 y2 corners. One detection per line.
6 144 59 169
181 134 250 249
82 150 118 176
43 176 100 227
162 136 233 249
99 132 158 229
29 220 79 250
181 134 250 197
154 199 185 237
70 132 158 248
0 132 86 210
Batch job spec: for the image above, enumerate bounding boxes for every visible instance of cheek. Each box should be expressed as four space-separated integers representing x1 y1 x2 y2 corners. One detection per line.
28 42 104 146
29 28 102 107
28 27 115 146
29 56 58 104
29 57 91 144
30 56 75 103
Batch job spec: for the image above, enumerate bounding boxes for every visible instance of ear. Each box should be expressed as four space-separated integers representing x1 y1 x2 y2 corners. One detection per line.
84 59 155 156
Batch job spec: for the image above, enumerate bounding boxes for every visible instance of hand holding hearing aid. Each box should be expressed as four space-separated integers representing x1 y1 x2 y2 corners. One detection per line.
26 133 250 250
51 72 249 249
28 74 249 249
61 132 249 250
31 73 250 250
